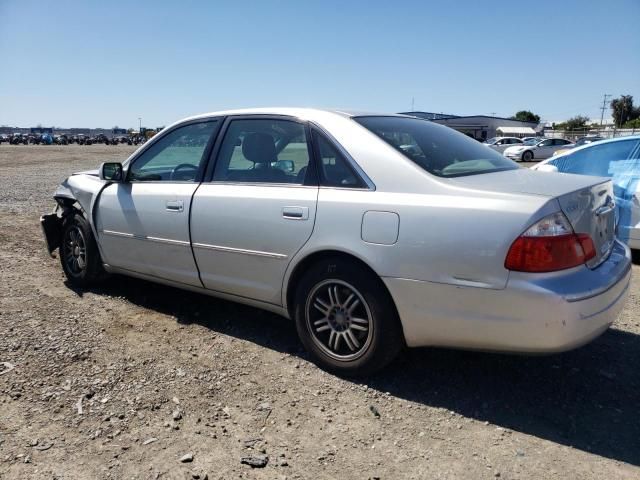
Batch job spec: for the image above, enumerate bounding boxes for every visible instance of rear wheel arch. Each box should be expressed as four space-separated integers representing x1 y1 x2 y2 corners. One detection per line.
285 249 400 320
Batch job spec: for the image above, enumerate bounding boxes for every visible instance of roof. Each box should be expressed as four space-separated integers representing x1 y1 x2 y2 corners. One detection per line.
496 126 537 135
175 108 423 127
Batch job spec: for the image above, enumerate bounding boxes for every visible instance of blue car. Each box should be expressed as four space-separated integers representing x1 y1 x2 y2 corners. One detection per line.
532 135 640 252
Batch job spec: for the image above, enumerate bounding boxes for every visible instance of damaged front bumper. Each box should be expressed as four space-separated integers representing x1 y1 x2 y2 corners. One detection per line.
40 209 63 257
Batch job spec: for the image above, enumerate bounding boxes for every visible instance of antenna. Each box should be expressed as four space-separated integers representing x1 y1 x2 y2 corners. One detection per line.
600 94 612 126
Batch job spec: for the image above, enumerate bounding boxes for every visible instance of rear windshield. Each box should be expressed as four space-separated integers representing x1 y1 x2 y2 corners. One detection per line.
354 116 518 178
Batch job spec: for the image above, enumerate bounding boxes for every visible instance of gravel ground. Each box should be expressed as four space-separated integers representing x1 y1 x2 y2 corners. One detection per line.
1 144 639 479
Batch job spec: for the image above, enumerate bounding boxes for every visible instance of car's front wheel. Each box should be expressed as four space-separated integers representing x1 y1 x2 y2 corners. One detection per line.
294 258 404 376
522 150 533 162
60 213 107 287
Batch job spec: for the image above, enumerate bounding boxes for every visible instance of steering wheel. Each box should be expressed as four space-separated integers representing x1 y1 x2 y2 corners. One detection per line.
170 163 199 181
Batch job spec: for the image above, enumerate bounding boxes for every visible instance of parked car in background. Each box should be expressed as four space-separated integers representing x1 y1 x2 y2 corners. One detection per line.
0 134 9 144
553 135 605 157
76 134 92 145
504 138 574 162
483 136 524 153
92 133 110 145
54 134 69 145
10 133 28 145
111 135 133 145
41 109 631 375
532 135 640 252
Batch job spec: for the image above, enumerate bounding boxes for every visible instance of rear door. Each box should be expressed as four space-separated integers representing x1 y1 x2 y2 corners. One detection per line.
190 116 318 305
535 139 555 158
551 139 572 156
95 120 219 286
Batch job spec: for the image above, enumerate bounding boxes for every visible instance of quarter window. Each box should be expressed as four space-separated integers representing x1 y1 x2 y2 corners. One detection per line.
312 130 364 188
129 121 217 182
213 119 311 184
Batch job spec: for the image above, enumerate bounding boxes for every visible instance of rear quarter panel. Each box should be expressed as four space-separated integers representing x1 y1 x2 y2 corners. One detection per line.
287 186 553 295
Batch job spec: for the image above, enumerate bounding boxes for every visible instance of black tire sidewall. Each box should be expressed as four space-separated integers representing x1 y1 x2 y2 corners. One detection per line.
293 258 404 376
60 213 104 287
523 151 533 162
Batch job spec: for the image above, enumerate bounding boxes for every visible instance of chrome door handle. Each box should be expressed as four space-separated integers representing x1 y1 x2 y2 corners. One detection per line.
282 206 309 220
166 200 184 212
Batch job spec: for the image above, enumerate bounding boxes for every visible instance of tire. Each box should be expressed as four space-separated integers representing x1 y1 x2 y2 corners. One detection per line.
522 150 533 162
59 213 107 287
293 257 404 376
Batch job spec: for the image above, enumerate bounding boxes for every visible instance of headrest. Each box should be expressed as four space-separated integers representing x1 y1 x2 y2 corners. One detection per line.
242 132 277 164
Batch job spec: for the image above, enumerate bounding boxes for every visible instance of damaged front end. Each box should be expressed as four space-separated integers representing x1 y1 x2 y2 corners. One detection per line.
40 207 63 257
40 171 105 257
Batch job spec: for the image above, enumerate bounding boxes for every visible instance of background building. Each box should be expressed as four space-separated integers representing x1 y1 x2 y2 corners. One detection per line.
400 111 540 140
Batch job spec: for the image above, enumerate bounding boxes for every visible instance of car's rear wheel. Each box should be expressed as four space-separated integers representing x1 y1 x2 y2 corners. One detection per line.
60 213 107 287
294 258 404 376
522 150 533 162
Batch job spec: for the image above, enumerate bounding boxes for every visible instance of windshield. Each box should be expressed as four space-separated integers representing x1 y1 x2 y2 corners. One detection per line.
355 116 518 178
523 138 539 145
484 137 498 144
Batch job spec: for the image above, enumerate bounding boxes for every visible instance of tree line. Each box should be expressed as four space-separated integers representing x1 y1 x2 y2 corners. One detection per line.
509 95 640 131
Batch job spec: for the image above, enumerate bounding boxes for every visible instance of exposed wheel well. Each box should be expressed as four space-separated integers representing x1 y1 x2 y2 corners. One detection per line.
285 250 399 320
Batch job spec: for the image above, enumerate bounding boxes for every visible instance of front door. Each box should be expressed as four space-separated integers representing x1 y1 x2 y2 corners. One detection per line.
95 120 219 286
190 117 318 305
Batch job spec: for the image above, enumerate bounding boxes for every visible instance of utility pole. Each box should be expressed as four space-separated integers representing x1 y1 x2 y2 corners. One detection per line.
599 94 612 126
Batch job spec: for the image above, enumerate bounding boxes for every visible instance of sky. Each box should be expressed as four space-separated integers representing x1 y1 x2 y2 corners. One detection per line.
1 0 639 129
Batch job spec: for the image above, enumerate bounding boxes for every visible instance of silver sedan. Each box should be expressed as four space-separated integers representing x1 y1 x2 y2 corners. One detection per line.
41 109 632 375
504 138 574 162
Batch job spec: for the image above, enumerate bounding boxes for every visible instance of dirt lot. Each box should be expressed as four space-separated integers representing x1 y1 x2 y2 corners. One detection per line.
0 144 639 479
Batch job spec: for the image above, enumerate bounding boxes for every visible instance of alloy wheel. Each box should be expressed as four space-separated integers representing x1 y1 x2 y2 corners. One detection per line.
305 279 374 361
63 226 87 276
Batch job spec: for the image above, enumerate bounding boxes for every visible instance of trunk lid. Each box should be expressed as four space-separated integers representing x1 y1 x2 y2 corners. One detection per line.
556 180 616 268
449 169 616 267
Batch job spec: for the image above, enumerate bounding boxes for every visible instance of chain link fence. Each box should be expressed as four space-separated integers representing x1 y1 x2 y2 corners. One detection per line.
544 128 638 141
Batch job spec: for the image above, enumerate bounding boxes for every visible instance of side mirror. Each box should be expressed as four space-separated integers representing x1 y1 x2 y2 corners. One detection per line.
100 162 124 182
537 164 559 173
273 160 295 173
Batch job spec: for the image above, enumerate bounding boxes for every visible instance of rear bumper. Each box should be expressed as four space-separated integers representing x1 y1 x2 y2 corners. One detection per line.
384 240 632 352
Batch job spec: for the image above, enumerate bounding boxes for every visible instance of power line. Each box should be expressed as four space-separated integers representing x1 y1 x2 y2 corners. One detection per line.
600 94 612 126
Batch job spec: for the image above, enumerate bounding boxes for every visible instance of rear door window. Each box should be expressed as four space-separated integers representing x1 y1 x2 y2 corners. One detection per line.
213 119 311 184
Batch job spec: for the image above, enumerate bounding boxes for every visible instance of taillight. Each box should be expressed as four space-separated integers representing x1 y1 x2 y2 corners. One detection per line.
505 212 596 272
